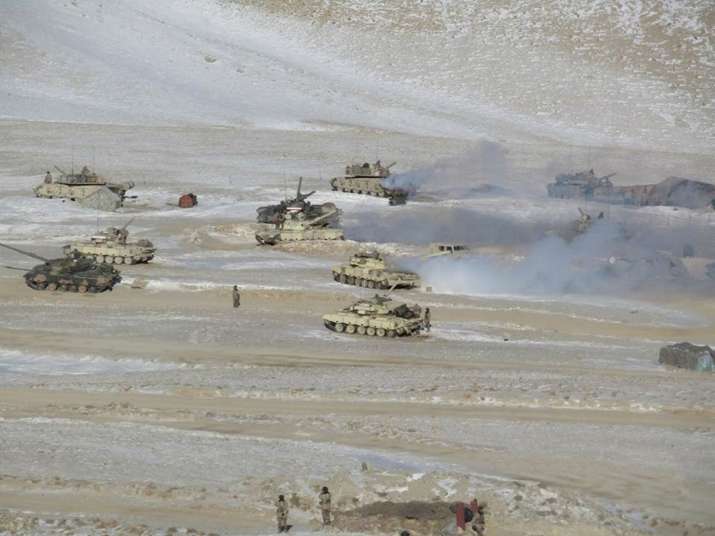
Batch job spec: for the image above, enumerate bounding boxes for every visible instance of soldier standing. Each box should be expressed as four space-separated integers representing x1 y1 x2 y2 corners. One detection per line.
319 486 332 526
424 307 431 332
276 494 289 533
232 285 241 308
44 171 52 183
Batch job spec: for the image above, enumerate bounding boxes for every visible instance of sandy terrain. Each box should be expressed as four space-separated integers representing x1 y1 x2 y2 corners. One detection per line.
1 119 714 535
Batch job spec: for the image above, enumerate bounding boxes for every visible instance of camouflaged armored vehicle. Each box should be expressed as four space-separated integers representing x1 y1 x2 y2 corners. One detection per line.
547 169 616 201
63 219 156 265
255 178 344 245
257 177 327 224
330 161 408 205
34 166 135 210
323 294 426 337
332 250 420 289
0 243 121 293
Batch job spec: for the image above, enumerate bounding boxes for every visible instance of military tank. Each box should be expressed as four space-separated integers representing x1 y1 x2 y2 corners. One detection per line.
332 250 420 289
330 161 408 205
322 294 426 337
0 243 121 293
547 169 616 201
255 178 344 245
257 177 324 224
63 218 156 265
34 166 135 209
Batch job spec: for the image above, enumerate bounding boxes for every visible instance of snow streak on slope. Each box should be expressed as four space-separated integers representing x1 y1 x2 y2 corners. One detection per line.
1 0 713 151
0 0 490 139
237 0 714 152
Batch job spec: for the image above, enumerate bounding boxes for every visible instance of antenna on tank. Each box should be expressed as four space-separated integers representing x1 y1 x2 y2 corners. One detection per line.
71 146 75 175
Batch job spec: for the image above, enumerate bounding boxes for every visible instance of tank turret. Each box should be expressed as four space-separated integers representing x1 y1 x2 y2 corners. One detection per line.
255 179 344 245
256 177 319 224
0 242 121 293
322 295 425 337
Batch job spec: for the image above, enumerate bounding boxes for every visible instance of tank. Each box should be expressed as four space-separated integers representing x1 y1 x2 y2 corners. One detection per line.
547 169 616 201
330 161 408 204
322 294 426 337
255 178 344 245
62 218 156 265
34 166 135 207
0 242 121 293
256 177 326 224
332 250 420 289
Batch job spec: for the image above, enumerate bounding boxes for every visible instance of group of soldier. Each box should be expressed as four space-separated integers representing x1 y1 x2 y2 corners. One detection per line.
276 487 332 533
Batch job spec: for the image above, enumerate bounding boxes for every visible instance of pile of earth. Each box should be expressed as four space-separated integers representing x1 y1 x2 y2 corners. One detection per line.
335 500 453 535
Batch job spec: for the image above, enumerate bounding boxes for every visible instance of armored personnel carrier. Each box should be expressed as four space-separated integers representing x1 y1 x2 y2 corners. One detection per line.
547 169 616 201
330 161 408 205
332 250 420 289
63 219 156 265
255 178 344 245
322 294 426 337
0 243 121 293
34 166 135 209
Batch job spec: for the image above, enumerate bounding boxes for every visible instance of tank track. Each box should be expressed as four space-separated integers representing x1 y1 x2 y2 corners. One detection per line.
83 254 154 265
24 276 118 293
323 319 421 337
330 178 391 197
331 271 394 290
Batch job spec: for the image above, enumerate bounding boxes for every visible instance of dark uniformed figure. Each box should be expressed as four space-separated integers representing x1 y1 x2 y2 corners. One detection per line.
319 486 332 526
44 171 52 184
424 307 431 332
276 494 289 533
232 285 241 308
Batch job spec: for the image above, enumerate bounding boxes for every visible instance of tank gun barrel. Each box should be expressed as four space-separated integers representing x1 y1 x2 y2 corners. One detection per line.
0 242 49 262
54 165 66 175
2 265 29 271
122 216 136 230
386 162 397 169
309 207 339 225
601 173 617 180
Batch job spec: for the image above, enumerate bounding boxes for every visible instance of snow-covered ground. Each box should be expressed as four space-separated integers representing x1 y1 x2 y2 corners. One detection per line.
1 0 713 152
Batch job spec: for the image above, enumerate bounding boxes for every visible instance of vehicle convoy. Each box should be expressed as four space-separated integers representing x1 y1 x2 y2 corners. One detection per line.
34 166 135 210
255 178 344 245
330 161 408 205
0 243 121 293
322 294 426 337
332 250 420 289
63 219 156 265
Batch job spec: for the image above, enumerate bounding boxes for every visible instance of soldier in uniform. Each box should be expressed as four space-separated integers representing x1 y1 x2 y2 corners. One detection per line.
44 171 52 184
232 285 241 308
424 307 431 332
276 494 289 533
318 486 332 526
